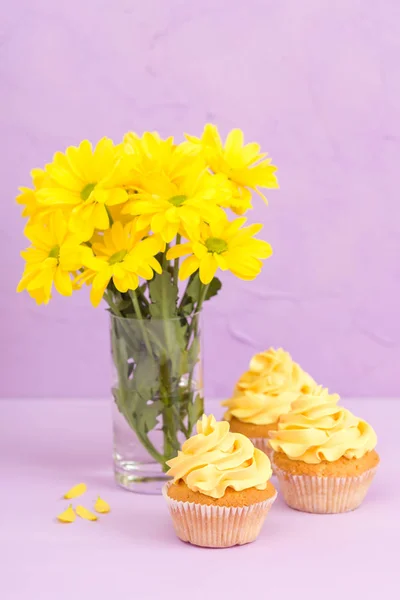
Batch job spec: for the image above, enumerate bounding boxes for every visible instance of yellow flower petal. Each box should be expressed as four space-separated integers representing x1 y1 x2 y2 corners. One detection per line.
54 267 73 296
224 128 244 163
164 223 178 243
94 497 111 514
199 253 218 284
192 242 208 259
92 267 113 290
90 284 106 308
76 505 98 521
151 212 166 233
166 243 192 260
149 257 162 274
57 505 76 523
215 254 228 270
93 203 110 230
111 221 124 247
179 255 200 280
63 483 87 499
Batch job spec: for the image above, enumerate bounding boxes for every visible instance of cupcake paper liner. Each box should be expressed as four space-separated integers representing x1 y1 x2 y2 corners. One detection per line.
274 466 378 514
162 483 277 548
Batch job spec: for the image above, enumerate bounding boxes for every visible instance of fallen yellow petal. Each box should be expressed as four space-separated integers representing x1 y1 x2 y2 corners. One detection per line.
57 505 76 523
76 505 98 521
63 483 87 499
94 497 111 514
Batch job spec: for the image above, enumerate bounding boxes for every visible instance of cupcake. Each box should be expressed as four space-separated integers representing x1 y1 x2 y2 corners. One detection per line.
269 391 379 513
163 414 276 548
222 347 316 462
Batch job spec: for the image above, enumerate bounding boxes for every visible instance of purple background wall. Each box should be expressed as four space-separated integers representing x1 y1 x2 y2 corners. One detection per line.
2 0 399 399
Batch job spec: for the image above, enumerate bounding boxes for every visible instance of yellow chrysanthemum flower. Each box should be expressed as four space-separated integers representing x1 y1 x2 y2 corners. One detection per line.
16 168 47 218
183 124 279 214
76 221 163 307
36 138 134 241
107 202 139 227
17 211 85 304
15 168 60 229
123 164 228 243
167 217 273 284
123 131 196 182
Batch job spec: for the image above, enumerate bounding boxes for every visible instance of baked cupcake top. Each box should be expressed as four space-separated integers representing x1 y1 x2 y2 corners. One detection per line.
166 414 272 499
269 392 377 464
222 347 317 425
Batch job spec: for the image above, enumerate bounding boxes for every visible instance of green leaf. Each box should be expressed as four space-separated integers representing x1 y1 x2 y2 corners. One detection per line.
185 273 201 304
112 387 124 413
116 298 133 312
112 388 140 426
111 328 129 379
149 271 178 319
205 277 222 301
130 356 162 435
147 271 188 383
182 274 222 309
137 399 163 434
187 336 201 371
111 317 143 365
132 355 159 398
181 301 194 316
146 319 184 365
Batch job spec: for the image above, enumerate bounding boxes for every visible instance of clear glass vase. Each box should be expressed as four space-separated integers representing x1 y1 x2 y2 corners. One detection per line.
110 311 204 494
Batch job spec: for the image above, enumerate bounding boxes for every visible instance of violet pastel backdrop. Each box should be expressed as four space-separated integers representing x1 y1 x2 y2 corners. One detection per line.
1 0 399 399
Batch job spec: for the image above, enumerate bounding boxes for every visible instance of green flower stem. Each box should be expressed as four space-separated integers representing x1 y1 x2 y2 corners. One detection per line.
104 290 122 316
137 286 150 311
107 289 164 464
186 282 209 344
178 273 195 312
172 404 190 437
106 271 205 470
197 283 209 313
105 291 138 354
129 290 153 356
160 253 174 355
125 405 164 465
160 361 177 470
184 282 208 411
186 329 198 412
172 233 181 287
159 252 178 468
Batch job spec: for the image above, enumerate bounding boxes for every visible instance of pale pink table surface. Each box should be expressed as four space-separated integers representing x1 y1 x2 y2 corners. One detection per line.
0 399 397 600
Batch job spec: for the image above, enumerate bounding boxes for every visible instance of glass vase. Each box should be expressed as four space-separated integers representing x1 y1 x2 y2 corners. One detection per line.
110 311 204 494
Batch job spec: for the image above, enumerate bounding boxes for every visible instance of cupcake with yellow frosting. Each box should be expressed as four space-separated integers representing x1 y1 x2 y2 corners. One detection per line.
269 391 379 513
222 347 316 461
163 414 276 548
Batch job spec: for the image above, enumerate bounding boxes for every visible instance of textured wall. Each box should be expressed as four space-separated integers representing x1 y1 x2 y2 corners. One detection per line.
2 0 399 399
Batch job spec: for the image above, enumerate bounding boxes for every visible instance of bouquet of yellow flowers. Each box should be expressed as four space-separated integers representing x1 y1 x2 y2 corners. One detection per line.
16 125 278 487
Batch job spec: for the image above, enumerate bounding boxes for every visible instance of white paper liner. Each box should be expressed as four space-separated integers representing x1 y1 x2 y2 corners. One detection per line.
162 482 277 548
274 466 378 514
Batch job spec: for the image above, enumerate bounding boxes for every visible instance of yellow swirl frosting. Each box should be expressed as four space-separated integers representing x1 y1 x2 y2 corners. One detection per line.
166 414 272 498
237 347 316 395
222 347 317 425
269 393 377 464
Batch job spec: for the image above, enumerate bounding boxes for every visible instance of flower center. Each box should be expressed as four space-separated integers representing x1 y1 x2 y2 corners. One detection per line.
168 194 187 207
48 245 60 259
205 237 228 254
109 249 127 265
81 182 96 201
